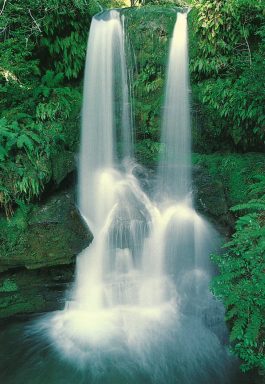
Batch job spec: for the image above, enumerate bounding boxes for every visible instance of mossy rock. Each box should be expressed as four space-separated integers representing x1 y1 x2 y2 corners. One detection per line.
193 165 228 215
0 188 92 272
51 150 76 186
192 152 265 230
0 265 74 318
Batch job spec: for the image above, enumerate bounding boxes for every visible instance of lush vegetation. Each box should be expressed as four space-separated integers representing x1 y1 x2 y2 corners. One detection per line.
187 0 265 376
212 175 265 374
138 0 265 153
124 6 177 163
125 0 265 161
193 153 265 208
0 0 123 215
0 0 265 378
189 0 265 152
0 0 89 215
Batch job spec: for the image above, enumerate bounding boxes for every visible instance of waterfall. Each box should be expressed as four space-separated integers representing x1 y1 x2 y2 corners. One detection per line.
159 12 191 202
157 12 215 283
79 10 133 232
33 9 235 384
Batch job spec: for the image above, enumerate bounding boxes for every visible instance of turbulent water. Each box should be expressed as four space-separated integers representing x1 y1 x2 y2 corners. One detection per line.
0 10 242 384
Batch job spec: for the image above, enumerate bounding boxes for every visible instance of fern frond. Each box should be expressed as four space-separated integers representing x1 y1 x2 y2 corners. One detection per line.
17 134 34 151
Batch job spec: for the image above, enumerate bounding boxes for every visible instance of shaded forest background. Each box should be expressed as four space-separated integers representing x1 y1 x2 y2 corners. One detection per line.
0 0 264 378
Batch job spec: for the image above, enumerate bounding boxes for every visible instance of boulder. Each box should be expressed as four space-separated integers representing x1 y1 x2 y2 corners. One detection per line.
0 187 92 318
0 189 92 272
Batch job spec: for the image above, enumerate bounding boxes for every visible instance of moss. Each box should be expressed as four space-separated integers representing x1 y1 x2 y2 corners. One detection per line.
0 265 74 318
51 151 76 186
0 204 31 261
0 187 92 272
0 279 18 293
193 153 265 209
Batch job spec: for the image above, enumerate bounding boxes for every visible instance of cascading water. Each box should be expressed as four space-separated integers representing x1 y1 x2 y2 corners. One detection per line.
159 12 191 201
45 11 180 365
10 9 240 384
79 10 133 231
158 12 216 283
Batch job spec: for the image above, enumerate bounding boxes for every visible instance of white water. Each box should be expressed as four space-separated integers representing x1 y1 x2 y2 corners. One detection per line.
79 10 132 232
159 12 191 201
31 10 235 384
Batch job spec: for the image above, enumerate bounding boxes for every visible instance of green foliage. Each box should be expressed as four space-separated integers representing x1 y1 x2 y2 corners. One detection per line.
124 1 265 155
189 0 264 79
212 174 265 372
0 1 88 215
0 0 91 80
193 153 265 208
143 0 187 6
0 0 140 216
124 6 176 162
0 279 18 293
39 1 91 79
189 0 265 152
0 202 30 257
135 139 163 165
0 116 50 213
231 175 265 213
0 68 81 214
88 0 127 16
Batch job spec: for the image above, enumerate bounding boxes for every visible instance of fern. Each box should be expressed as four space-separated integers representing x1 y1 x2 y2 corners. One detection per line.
245 312 262 346
0 145 8 160
16 134 34 151
232 201 265 212
230 318 247 342
212 172 265 372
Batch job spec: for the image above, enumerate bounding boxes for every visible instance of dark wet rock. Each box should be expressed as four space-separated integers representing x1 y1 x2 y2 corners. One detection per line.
0 265 74 319
0 187 92 318
0 189 92 273
193 165 235 234
51 150 76 186
193 165 228 216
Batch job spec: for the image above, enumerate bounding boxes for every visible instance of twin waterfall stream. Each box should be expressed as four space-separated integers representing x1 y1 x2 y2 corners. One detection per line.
45 9 232 382
1 9 243 384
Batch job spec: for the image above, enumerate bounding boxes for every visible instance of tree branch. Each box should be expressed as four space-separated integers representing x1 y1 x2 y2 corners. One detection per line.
0 0 7 17
242 25 252 67
0 27 7 35
28 9 42 33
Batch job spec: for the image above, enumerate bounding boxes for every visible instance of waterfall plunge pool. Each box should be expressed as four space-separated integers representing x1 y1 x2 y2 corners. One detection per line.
0 314 251 384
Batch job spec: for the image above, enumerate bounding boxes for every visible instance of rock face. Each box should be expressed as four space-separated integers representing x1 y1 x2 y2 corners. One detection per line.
0 189 92 272
0 188 93 318
192 165 234 235
192 153 265 235
0 266 74 318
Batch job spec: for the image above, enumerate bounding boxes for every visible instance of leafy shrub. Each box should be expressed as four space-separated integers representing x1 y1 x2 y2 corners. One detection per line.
212 174 265 373
189 0 265 152
135 139 162 165
0 69 81 215
193 153 265 207
0 0 90 215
